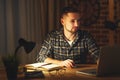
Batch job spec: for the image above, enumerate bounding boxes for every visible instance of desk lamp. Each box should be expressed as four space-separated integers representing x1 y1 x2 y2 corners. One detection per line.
14 38 36 56
2 38 35 80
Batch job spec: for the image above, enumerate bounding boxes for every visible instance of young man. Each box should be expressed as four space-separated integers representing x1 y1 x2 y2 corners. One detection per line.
36 6 100 68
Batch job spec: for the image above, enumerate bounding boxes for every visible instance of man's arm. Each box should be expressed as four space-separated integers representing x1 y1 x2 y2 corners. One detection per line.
37 31 75 68
44 57 75 68
86 32 100 63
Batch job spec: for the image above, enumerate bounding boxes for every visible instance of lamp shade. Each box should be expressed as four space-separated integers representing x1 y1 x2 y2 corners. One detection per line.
18 38 36 53
14 38 36 56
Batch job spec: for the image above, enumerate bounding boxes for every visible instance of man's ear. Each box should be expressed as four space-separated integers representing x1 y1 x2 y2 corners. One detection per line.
61 18 64 25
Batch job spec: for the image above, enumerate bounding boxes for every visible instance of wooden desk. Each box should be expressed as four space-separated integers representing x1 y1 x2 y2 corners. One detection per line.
0 64 120 80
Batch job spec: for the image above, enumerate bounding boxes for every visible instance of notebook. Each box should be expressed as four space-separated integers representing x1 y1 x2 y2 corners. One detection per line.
76 45 120 76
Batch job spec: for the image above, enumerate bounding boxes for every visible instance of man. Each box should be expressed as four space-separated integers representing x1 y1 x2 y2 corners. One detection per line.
36 6 100 68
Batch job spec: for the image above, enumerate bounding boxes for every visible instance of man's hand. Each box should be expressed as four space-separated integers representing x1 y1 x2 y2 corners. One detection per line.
59 59 75 68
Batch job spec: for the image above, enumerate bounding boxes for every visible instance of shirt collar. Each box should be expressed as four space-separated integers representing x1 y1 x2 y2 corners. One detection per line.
58 28 81 41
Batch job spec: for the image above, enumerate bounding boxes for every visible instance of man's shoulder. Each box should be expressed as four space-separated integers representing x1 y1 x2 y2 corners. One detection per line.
48 29 62 37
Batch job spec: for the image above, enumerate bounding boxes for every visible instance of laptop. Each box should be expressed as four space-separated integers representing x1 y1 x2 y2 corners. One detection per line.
76 45 120 76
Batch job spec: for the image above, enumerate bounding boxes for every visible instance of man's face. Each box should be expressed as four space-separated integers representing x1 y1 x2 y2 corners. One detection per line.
61 12 81 34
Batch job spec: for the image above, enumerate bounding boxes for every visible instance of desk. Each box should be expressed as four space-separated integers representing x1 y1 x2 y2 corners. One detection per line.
0 64 120 80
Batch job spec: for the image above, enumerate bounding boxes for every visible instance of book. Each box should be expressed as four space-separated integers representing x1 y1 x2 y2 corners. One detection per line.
24 70 45 79
25 62 63 71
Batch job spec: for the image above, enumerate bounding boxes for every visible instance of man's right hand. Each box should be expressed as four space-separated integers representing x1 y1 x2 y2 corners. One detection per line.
59 59 75 68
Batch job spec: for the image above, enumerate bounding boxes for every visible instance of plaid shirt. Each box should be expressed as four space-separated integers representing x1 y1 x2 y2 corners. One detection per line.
36 28 100 64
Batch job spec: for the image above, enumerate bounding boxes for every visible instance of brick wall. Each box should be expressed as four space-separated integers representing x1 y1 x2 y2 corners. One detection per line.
68 0 120 47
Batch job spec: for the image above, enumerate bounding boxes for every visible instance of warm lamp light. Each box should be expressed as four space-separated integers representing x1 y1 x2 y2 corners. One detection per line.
14 38 36 56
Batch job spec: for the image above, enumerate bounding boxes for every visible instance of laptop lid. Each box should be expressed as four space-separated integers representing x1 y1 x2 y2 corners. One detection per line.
97 45 120 76
76 45 120 76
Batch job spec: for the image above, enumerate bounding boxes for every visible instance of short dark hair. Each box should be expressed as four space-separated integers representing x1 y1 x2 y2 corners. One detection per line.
60 6 79 18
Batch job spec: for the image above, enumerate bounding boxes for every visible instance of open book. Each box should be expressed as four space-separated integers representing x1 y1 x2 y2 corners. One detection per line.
25 62 63 71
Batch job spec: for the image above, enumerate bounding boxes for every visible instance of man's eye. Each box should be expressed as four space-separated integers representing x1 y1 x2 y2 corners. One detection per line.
71 20 75 23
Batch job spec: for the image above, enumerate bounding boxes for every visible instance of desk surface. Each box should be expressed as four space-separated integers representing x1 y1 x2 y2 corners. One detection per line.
0 64 120 80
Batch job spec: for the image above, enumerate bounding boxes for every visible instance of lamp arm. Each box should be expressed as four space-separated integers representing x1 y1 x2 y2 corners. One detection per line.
14 45 21 57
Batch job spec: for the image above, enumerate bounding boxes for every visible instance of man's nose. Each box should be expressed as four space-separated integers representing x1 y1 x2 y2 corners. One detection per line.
74 21 79 27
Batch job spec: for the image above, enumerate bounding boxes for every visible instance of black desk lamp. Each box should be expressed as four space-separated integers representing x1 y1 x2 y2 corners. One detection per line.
14 38 36 56
2 38 35 80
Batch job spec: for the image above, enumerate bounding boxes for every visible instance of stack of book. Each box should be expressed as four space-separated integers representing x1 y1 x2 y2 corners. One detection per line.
24 62 63 78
